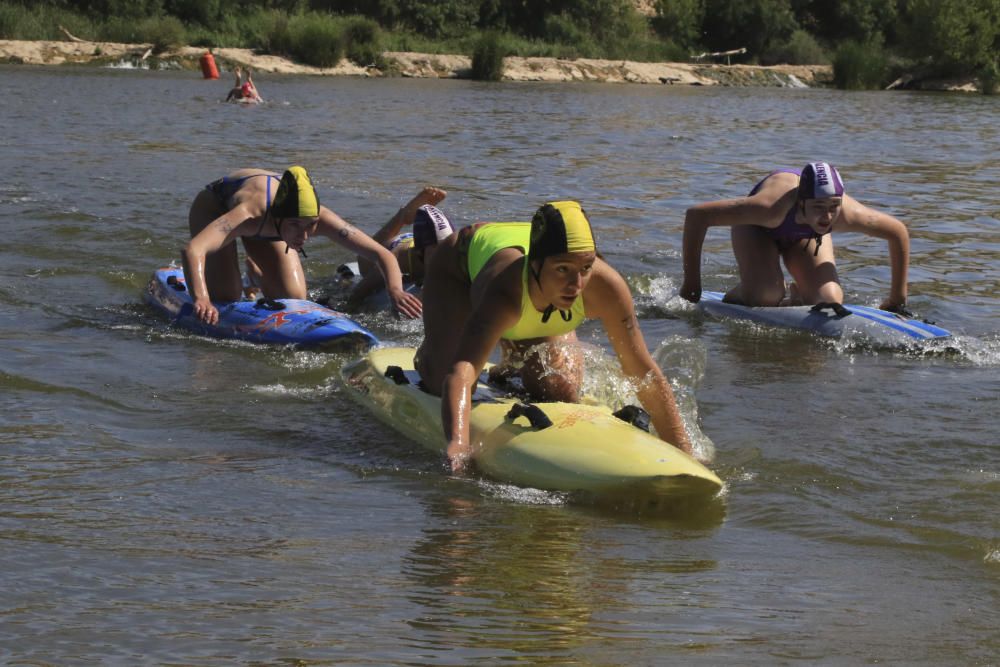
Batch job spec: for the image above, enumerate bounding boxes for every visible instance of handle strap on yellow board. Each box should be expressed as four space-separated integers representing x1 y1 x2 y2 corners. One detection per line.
505 402 553 430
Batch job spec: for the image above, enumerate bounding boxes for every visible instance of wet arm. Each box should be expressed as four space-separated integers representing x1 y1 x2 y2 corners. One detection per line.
682 196 778 302
357 186 445 276
680 206 712 300
885 222 910 308
592 267 693 454
181 211 247 303
842 201 910 308
357 206 409 278
319 208 421 317
442 293 520 471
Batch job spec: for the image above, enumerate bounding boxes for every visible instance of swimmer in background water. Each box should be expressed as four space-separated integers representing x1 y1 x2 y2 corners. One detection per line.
224 66 263 103
347 187 451 308
414 201 695 472
680 162 911 313
225 65 243 102
240 68 263 103
182 166 422 325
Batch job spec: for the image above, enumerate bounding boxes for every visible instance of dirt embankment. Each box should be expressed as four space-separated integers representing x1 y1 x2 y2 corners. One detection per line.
386 51 831 87
6 38 979 91
0 38 836 88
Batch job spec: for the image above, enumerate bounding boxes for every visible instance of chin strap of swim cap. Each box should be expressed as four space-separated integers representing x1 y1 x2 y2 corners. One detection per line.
528 200 595 322
803 233 822 257
540 304 574 324
794 199 828 257
271 166 319 258
270 214 308 258
797 163 841 257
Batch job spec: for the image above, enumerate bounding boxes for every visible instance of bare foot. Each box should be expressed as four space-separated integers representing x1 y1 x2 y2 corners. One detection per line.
400 186 447 222
243 256 263 298
779 281 803 306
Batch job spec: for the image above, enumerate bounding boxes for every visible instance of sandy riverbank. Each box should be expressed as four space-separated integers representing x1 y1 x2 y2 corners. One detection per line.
0 38 835 88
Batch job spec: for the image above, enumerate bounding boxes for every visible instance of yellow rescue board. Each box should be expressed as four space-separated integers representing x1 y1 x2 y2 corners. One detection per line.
341 347 723 500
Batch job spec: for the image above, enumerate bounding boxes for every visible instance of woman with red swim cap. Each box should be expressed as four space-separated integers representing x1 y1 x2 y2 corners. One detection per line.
680 162 910 313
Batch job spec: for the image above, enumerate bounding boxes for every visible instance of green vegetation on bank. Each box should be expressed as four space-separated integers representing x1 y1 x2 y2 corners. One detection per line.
1 0 997 91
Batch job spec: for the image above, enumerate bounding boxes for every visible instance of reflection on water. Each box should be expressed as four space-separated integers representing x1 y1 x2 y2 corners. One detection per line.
402 495 721 656
0 65 997 663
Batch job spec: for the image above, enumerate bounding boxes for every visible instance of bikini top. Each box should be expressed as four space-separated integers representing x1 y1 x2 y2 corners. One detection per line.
466 222 586 341
205 174 281 241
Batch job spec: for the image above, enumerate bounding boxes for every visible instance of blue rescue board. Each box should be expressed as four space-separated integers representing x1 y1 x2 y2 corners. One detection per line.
699 291 950 343
145 266 379 348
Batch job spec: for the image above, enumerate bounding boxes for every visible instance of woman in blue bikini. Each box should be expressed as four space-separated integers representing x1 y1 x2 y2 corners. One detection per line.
183 166 422 325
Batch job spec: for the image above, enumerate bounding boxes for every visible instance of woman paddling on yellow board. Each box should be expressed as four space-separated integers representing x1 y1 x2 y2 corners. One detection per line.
347 186 451 307
183 166 422 325
680 162 911 312
414 200 695 472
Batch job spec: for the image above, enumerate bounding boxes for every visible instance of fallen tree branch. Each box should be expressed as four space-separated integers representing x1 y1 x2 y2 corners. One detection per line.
691 47 747 65
59 25 88 43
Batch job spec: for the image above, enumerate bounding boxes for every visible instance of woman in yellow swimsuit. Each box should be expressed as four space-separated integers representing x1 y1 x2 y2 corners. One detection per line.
415 200 693 471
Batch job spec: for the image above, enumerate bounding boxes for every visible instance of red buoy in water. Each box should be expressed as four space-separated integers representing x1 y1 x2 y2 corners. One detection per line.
200 51 219 79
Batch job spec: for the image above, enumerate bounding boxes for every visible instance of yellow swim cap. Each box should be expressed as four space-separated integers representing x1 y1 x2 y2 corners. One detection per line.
271 166 320 219
529 201 596 260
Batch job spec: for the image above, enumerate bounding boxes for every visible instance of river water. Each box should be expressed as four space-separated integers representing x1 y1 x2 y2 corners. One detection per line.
1 65 998 665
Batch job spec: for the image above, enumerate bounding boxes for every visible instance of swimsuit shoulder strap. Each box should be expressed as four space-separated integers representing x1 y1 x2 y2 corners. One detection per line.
253 175 283 238
263 174 279 212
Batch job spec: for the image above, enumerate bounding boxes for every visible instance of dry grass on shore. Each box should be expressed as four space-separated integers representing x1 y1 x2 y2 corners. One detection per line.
0 38 834 88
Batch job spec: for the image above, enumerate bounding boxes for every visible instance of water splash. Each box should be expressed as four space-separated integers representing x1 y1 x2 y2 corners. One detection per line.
958 333 1000 367
519 337 717 462
825 331 1000 366
243 376 341 400
479 480 568 506
652 335 716 462
631 273 696 318
104 59 150 70
632 271 999 365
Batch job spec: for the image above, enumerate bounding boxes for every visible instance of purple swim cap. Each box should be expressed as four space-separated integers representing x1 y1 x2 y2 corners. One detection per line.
412 205 454 249
798 162 845 200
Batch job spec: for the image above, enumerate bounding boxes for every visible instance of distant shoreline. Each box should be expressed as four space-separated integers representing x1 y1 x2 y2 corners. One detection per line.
0 38 830 88
0 38 980 92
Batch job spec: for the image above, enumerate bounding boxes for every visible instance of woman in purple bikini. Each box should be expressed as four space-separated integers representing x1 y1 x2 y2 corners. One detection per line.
680 162 911 313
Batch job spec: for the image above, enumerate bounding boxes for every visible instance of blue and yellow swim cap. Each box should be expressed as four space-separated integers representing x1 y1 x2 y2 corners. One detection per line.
271 166 320 219
528 201 596 261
